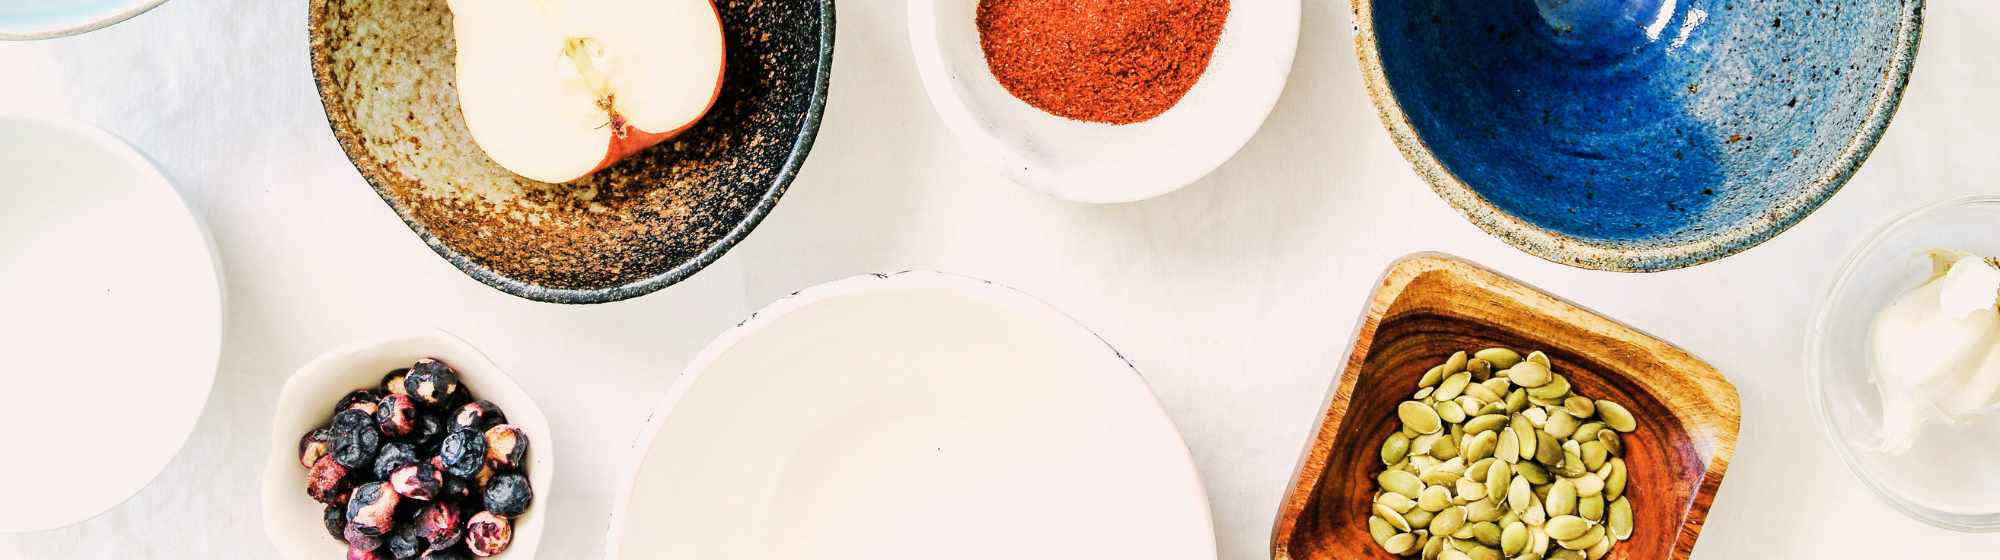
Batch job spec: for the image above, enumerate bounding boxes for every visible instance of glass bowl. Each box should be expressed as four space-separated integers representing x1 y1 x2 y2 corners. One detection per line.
1808 194 2000 532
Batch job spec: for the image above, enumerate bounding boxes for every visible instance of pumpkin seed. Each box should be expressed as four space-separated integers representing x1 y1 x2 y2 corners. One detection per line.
1578 493 1604 523
1523 407 1549 427
1573 473 1604 497
1421 365 1446 388
1596 429 1622 456
1405 508 1435 529
1439 549 1472 560
1545 516 1589 541
1436 400 1468 424
1586 532 1612 560
1431 505 1467 535
1512 415 1538 453
1444 351 1469 374
1607 497 1633 541
1544 410 1579 439
1468 358 1493 379
1377 503 1414 531
1380 470 1423 498
1596 400 1636 432
1506 388 1529 413
1571 422 1603 444
1457 477 1487 502
1465 413 1508 434
1580 441 1608 471
1546 479 1576 517
1563 396 1595 418
1402 400 1444 434
1368 515 1396 546
1495 427 1521 463
1467 498 1502 523
1507 476 1532 515
1486 460 1511 502
1606 459 1627 502
1416 484 1452 511
1527 375 1570 400
1508 360 1553 387
1380 491 1419 513
1385 532 1419 555
1464 431 1496 462
1432 437 1460 461
1535 432 1563 465
1476 348 1523 369
1550 551 1584 560
1415 386 1436 400
1437 372 1472 401
1383 432 1412 465
1425 531 1446 559
1472 521 1503 547
1464 383 1503 404
1501 521 1528 555
1526 351 1551 368
1514 461 1552 485
1558 525 1605 551
1422 469 1462 486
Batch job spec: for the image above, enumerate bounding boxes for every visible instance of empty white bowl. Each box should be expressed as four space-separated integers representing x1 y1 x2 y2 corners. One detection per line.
907 0 1299 203
0 0 166 40
605 271 1216 559
260 332 553 559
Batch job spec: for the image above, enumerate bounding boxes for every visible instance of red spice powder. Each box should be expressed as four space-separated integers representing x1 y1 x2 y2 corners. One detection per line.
976 0 1229 125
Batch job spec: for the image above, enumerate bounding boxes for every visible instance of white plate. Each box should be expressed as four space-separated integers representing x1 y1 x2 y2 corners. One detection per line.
908 0 1299 203
259 332 554 559
605 272 1216 559
0 115 221 533
0 0 166 40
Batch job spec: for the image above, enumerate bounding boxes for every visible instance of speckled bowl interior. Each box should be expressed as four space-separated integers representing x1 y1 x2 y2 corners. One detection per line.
309 0 832 303
1354 0 1922 272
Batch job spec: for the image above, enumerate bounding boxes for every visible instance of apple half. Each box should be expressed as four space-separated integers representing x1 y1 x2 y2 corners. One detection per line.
447 0 726 184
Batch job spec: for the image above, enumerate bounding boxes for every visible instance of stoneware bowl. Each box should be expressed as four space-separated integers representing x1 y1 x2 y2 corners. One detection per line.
260 332 554 559
309 0 833 303
0 0 165 40
1272 254 1740 559
1353 0 1924 272
605 271 1216 559
908 0 1298 203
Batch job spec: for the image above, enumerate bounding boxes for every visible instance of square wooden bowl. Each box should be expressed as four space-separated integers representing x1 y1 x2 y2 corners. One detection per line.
1271 254 1740 559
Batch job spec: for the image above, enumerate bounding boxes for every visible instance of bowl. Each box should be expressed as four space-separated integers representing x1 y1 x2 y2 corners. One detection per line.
1272 254 1740 559
0 115 222 533
260 332 554 559
1351 0 1924 272
907 0 1298 203
308 0 833 303
605 271 1216 559
1808 195 2000 531
0 0 165 40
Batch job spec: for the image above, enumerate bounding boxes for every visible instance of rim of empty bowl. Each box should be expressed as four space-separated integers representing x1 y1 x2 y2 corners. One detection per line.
0 0 167 40
1807 194 2000 532
305 0 835 304
1349 0 1925 272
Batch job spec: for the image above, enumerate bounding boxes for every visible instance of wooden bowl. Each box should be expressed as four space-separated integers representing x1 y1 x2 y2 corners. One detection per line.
1271 254 1740 560
308 0 833 303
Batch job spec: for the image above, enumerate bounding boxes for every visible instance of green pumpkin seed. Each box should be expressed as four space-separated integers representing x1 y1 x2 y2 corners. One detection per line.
1546 479 1577 517
1535 432 1563 465
1563 396 1595 418
1545 516 1589 541
1487 460 1511 502
1466 498 1502 523
1501 521 1528 555
1476 348 1523 369
1368 515 1396 546
1444 351 1469 374
1383 432 1412 465
1596 429 1622 455
1464 383 1503 404
1606 459 1627 501
1469 358 1493 379
1436 400 1468 424
1421 364 1446 388
1586 533 1612 559
1439 549 1472 560
1506 388 1529 413
1508 360 1553 388
1432 437 1460 461
1465 413 1508 434
1405 508 1435 529
1573 473 1604 497
1608 497 1633 541
1596 400 1636 432
1515 461 1552 485
1425 531 1446 558
1377 503 1413 531
1571 422 1603 444
1464 431 1496 462
1379 491 1418 513
1544 410 1579 439
1512 415 1538 452
1422 469 1462 486
1527 374 1571 400
1380 470 1423 498
1472 521 1503 547
1401 400 1444 434
1558 525 1604 551
1420 485 1453 512
1385 532 1419 555
1415 386 1436 400
1431 505 1467 535
1578 493 1604 523
1526 351 1551 368
1523 407 1549 427
1507 476 1532 515
1457 477 1487 502
1437 372 1473 401
1549 551 1584 560
1495 427 1521 463
1580 441 1608 471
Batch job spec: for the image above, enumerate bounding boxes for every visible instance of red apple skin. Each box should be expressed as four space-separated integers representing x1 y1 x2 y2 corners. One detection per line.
559 5 729 184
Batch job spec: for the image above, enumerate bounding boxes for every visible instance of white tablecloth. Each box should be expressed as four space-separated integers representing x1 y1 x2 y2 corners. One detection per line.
3 1 1998 557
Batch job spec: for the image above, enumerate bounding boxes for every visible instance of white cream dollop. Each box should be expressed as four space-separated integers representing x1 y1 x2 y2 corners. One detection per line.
1868 251 2000 453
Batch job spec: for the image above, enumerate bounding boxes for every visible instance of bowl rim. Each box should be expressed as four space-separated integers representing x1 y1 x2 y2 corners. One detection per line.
904 0 1300 204
305 0 836 304
602 270 1218 557
1348 0 1926 272
1806 193 2000 532
257 330 556 558
0 0 167 41
1271 252 1741 559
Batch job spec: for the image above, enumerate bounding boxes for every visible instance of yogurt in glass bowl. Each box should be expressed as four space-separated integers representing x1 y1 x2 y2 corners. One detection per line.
1808 195 2000 531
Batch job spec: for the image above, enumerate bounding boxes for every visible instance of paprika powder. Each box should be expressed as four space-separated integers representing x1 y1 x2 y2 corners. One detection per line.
975 0 1229 125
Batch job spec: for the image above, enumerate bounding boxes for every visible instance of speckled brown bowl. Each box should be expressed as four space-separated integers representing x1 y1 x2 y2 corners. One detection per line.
310 0 833 303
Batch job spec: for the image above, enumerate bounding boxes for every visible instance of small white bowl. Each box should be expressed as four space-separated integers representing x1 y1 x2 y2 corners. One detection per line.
604 271 1215 559
260 332 554 559
0 0 166 40
907 0 1299 203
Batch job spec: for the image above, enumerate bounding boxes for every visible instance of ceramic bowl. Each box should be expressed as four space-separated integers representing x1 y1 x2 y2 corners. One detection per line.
1272 254 1740 559
605 271 1216 559
1808 195 2000 531
0 0 165 40
908 0 1298 203
309 0 833 303
1353 0 1924 272
260 332 553 559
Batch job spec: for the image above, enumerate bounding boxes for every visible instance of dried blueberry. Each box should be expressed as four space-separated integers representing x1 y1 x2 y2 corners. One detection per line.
419 547 471 560
415 500 463 551
336 389 384 416
346 481 403 537
331 408 383 470
412 414 445 452
404 358 461 409
348 545 387 560
463 511 513 557
377 394 420 438
438 429 487 478
481 473 532 516
383 368 412 396
386 519 427 559
308 455 350 504
373 442 420 480
447 400 506 433
325 503 349 542
345 523 383 551
439 473 475 503
479 425 528 471
301 427 335 468
391 463 443 501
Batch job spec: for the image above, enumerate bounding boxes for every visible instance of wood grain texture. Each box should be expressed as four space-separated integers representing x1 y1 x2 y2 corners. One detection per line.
1271 253 1739 560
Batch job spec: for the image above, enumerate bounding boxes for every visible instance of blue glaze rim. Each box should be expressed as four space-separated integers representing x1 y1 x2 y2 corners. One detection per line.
1350 0 1925 272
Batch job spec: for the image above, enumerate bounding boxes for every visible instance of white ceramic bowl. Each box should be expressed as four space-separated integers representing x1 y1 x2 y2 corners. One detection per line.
0 0 166 40
907 0 1299 203
0 115 222 533
260 332 554 558
605 271 1216 559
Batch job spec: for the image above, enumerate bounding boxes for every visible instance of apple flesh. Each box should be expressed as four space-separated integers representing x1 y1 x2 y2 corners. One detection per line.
447 0 726 184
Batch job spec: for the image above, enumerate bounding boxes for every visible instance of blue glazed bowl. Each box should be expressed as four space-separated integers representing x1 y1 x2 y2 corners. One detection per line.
1353 0 1923 271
